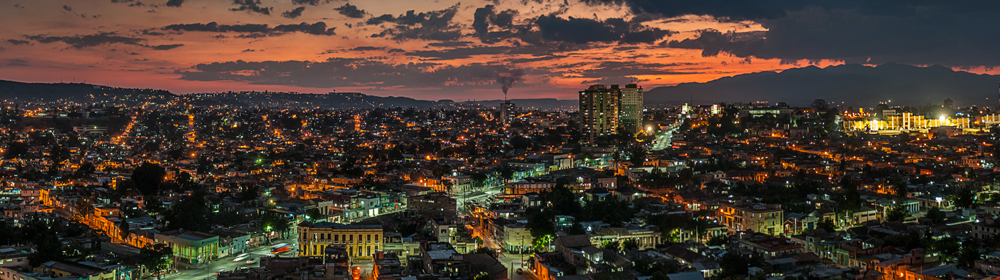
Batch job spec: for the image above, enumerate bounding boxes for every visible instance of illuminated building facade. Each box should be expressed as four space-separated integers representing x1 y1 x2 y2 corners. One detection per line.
719 203 784 236
499 101 516 124
579 83 644 142
619 84 643 134
298 222 382 260
844 112 971 133
579 85 620 143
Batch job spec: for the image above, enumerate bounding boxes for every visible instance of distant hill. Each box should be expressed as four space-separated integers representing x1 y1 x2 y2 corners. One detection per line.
0 79 173 103
0 79 579 109
644 63 1000 108
456 98 578 109
187 91 442 109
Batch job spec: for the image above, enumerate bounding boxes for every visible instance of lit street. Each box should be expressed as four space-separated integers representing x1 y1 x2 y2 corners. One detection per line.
160 238 296 280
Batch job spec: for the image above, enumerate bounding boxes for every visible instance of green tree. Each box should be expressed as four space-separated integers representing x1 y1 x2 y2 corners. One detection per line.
811 99 829 111
718 252 750 278
958 238 982 269
526 207 555 248
471 173 489 190
893 180 908 198
132 162 166 196
261 211 292 238
22 220 64 266
119 216 130 241
74 162 96 178
3 141 30 159
627 145 648 167
473 272 494 280
163 190 210 232
954 188 975 209
139 243 173 273
934 237 961 257
707 234 729 246
925 207 946 224
622 239 639 251
238 185 260 202
602 240 621 251
306 208 324 221
497 163 515 184
176 171 194 188
885 204 910 222
145 197 164 214
817 219 837 232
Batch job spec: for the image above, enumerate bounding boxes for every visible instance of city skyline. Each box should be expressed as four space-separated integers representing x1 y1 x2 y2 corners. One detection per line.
2 0 1000 101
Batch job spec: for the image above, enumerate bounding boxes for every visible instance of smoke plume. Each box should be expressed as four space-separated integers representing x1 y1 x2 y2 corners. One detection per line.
496 68 524 97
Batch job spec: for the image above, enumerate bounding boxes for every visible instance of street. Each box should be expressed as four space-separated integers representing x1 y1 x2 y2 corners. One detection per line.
651 121 681 151
160 238 296 280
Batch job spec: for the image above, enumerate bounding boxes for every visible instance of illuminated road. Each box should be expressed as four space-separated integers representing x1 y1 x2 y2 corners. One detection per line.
160 238 296 280
652 120 683 151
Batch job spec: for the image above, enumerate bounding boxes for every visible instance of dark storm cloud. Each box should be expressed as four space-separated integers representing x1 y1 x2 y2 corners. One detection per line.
469 4 670 45
473 5 496 36
236 33 268 39
164 22 270 32
473 5 519 37
366 4 458 27
282 6 306 19
26 32 145 49
350 46 385 51
273 22 336 35
534 15 671 44
6 39 30 45
665 6 1000 67
150 43 183 50
142 29 166 36
165 0 183 7
586 0 1000 67
334 3 366 19
292 0 330 5
580 0 812 20
162 22 335 36
585 0 1000 20
366 4 463 41
24 32 184 51
62 5 72 11
508 54 569 63
7 59 28 66
178 58 541 90
427 41 473 47
231 0 271 15
366 14 394 25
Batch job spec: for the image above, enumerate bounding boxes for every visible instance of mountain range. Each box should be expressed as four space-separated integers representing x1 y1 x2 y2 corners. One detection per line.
643 63 1000 108
2 63 997 109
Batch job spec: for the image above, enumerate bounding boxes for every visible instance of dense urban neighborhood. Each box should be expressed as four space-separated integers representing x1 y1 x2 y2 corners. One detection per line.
1 84 1000 280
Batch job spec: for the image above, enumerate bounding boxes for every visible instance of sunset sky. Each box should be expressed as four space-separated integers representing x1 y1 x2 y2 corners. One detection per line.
2 0 999 100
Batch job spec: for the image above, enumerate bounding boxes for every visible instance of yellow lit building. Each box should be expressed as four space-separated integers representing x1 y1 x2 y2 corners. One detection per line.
719 203 784 236
298 222 382 260
845 112 970 133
